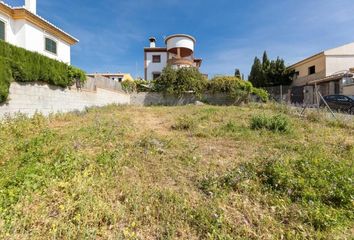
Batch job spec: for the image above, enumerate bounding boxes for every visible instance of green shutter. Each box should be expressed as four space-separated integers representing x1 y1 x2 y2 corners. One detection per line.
45 38 57 54
0 21 5 41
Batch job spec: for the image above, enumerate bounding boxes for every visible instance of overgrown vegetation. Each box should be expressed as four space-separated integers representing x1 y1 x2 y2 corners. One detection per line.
153 65 208 97
208 76 269 103
152 66 269 104
122 79 150 93
0 104 352 239
250 113 291 132
0 41 86 102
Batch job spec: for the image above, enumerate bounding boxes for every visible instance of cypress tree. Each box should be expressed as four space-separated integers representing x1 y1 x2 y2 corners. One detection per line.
249 57 263 87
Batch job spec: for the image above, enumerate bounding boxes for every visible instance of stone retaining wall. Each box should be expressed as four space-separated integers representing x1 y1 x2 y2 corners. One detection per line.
0 82 258 118
130 92 237 106
0 82 130 117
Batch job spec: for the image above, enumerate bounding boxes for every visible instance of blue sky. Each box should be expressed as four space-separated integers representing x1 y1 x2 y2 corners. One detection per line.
6 0 354 78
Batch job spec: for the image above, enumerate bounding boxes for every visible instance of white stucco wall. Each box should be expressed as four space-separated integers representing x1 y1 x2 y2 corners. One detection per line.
146 52 167 81
325 55 354 76
0 12 71 64
24 21 71 64
166 36 194 52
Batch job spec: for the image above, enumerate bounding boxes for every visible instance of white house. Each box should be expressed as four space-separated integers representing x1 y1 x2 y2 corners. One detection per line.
0 0 78 64
144 34 202 81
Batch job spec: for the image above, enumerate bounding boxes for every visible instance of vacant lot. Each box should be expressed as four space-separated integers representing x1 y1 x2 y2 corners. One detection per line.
0 104 353 239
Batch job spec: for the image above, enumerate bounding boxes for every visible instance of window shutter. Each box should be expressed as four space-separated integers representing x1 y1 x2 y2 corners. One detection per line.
0 21 5 40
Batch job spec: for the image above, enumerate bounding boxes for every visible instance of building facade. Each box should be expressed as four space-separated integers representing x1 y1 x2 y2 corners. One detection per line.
86 73 133 82
0 0 78 64
144 34 202 81
288 42 354 104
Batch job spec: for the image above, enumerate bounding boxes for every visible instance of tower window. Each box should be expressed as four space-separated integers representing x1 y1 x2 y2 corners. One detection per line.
152 55 161 63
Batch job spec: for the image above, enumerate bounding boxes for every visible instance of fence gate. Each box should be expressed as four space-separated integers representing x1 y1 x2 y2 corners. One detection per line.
290 86 304 104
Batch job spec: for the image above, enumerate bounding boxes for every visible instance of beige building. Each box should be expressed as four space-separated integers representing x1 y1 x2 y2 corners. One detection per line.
288 42 354 104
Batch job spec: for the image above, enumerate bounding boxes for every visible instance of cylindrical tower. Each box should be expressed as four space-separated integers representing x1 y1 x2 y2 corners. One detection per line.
165 34 197 68
165 34 195 57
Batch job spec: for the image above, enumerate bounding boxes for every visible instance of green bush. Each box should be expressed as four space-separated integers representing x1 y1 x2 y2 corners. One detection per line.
153 65 208 98
121 80 136 93
0 57 12 102
171 115 197 131
208 76 269 104
251 87 269 102
0 40 86 102
135 79 150 92
250 114 291 133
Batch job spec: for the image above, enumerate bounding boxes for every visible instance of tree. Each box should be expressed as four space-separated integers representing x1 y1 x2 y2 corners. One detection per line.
249 57 263 87
249 51 293 87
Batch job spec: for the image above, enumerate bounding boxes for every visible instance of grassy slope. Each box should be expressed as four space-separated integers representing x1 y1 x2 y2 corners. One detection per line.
0 104 353 239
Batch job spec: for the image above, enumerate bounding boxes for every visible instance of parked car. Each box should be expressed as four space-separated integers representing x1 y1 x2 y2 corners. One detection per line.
320 95 354 114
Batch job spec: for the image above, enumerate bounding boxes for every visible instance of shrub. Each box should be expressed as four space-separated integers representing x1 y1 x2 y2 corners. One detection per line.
0 40 86 102
135 79 150 92
250 114 291 133
0 57 12 102
153 65 208 98
171 115 197 131
208 76 268 104
121 80 136 93
251 87 269 102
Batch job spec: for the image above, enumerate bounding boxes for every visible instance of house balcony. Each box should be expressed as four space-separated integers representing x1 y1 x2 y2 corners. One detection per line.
167 58 195 67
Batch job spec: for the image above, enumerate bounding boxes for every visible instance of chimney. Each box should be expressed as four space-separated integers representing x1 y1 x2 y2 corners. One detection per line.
25 0 36 14
149 37 156 48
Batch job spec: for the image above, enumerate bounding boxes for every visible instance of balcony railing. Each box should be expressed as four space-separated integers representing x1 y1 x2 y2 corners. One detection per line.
167 58 195 66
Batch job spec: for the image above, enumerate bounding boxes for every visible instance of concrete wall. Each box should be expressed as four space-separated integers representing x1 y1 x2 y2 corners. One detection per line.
0 82 264 118
0 82 130 117
131 92 236 106
83 76 123 92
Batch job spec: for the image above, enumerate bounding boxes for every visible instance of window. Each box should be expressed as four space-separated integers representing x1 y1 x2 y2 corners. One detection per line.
308 66 316 75
152 72 161 80
0 20 5 41
293 71 300 79
152 55 161 63
336 96 349 102
45 37 57 54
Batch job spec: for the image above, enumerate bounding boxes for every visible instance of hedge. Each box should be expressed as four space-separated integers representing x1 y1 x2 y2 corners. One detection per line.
208 76 269 103
0 40 86 103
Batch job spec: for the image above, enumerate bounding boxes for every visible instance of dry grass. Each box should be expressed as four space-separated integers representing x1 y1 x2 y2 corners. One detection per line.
0 104 353 239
